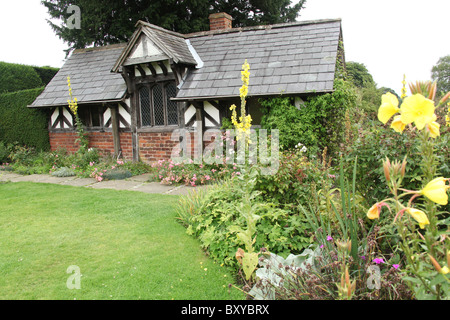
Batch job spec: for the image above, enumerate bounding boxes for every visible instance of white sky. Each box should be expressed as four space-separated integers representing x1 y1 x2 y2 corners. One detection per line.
0 0 449 95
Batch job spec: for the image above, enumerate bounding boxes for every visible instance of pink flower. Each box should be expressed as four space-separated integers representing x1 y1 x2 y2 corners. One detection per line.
373 258 384 264
326 235 333 241
392 264 400 270
205 175 211 180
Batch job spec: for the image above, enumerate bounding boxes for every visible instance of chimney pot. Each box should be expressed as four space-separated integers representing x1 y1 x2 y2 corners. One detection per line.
209 12 233 31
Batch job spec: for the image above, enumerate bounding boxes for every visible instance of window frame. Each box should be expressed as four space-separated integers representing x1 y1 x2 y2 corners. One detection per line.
137 80 179 129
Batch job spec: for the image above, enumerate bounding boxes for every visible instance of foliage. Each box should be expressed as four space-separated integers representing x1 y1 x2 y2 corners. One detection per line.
260 78 356 158
176 168 311 271
102 167 132 180
0 88 50 151
248 159 413 300
0 62 58 94
42 0 305 53
346 61 376 89
431 55 450 96
365 89 450 300
0 62 43 94
50 166 76 177
255 148 330 207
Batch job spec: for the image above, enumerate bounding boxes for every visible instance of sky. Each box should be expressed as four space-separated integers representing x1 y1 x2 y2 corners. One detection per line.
0 0 449 95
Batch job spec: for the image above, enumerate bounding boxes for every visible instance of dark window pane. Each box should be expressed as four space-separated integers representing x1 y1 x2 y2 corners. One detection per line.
139 86 151 126
166 82 178 125
77 107 90 127
153 84 164 126
91 106 101 127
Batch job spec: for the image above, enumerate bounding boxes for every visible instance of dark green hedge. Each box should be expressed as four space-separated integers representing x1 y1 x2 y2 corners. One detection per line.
33 66 59 86
0 62 59 94
0 88 50 151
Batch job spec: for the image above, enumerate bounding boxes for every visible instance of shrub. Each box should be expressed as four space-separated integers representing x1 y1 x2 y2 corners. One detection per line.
0 62 43 94
0 88 50 151
102 167 132 180
260 78 357 158
51 167 76 177
176 168 311 271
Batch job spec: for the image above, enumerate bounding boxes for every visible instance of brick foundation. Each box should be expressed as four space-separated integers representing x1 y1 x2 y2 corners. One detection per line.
49 131 133 160
49 130 198 163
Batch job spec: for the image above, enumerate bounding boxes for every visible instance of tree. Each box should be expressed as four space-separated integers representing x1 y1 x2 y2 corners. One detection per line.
41 0 305 53
431 55 450 96
345 61 376 89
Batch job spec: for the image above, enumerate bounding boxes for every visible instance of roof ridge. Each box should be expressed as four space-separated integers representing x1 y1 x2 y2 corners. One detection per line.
135 20 187 38
73 42 127 54
185 18 342 38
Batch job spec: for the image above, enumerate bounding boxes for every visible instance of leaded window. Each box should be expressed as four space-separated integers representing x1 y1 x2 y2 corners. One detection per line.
138 81 179 127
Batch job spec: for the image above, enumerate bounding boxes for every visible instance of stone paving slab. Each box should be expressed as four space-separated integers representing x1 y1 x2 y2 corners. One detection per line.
131 182 176 194
0 171 210 195
59 178 98 187
88 179 143 191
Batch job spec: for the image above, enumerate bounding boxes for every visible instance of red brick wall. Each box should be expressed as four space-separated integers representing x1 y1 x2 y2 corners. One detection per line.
49 131 199 163
49 131 133 160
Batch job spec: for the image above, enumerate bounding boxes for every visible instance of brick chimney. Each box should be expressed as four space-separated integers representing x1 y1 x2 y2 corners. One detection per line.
209 12 233 31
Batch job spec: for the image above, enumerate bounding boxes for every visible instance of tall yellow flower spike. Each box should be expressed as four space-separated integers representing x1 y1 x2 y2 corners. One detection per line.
67 76 78 116
401 74 407 99
231 60 252 144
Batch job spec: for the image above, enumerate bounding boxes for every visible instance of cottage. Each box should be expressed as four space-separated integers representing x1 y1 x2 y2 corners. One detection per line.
29 13 344 162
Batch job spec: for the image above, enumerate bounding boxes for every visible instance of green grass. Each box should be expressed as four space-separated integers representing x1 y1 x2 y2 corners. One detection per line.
0 182 244 300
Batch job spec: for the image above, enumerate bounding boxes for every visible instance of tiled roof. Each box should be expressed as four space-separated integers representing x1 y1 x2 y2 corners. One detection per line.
30 18 342 108
175 19 342 100
30 43 127 108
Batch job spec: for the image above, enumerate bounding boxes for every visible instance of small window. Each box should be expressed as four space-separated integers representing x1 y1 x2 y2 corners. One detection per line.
77 106 102 128
139 81 178 127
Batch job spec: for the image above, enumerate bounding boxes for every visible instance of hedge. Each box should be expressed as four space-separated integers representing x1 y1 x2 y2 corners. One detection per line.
0 87 50 151
0 61 59 94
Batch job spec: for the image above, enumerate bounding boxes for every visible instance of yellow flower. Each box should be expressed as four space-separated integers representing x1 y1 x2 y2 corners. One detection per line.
425 121 440 138
367 202 389 220
420 177 450 205
400 94 436 130
378 92 399 124
390 115 406 133
405 208 430 229
367 203 380 220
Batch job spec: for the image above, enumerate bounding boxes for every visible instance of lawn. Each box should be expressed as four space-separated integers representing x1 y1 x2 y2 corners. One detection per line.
0 182 244 300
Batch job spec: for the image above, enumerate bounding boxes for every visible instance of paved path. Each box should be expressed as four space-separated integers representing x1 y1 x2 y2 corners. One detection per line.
0 171 208 196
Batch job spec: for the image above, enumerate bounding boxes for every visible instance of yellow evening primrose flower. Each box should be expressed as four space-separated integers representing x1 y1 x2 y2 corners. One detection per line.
425 121 440 138
378 92 399 124
367 203 380 219
390 115 406 133
405 207 430 229
400 94 435 130
419 177 450 205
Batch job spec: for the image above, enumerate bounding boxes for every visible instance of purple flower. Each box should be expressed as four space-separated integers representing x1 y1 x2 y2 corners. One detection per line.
360 255 366 260
393 264 400 270
320 244 324 249
373 258 384 265
326 235 333 241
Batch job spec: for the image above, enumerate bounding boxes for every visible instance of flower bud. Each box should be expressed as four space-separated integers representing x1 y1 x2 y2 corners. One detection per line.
383 157 391 182
429 254 442 273
401 156 407 178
